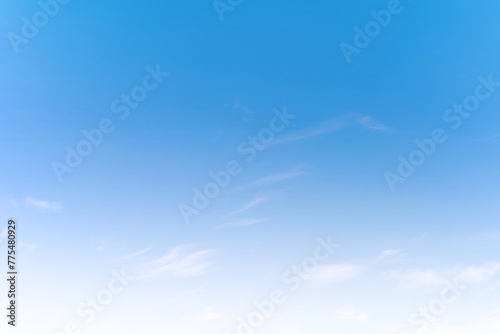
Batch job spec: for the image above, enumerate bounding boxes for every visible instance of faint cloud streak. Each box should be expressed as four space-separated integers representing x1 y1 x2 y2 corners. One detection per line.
229 165 309 193
213 218 264 230
24 197 62 212
270 112 392 146
132 245 217 281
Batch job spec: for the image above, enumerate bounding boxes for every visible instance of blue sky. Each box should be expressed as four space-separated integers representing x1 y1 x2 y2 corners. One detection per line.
1 0 500 333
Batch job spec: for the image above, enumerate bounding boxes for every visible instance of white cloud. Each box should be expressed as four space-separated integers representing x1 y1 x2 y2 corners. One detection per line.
270 112 392 146
355 114 392 131
310 264 363 284
229 166 309 193
387 262 500 290
456 262 500 286
24 197 62 212
214 219 264 229
271 117 345 146
227 193 268 216
387 269 442 289
410 232 428 242
375 249 406 263
334 303 371 322
133 245 217 281
1 230 36 249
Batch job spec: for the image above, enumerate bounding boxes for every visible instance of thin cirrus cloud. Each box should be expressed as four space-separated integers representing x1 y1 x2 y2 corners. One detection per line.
456 262 500 285
334 303 371 322
269 112 393 147
228 165 309 194
375 249 406 263
356 114 393 131
386 262 500 289
24 197 62 212
121 246 153 260
182 307 223 322
226 192 269 216
386 269 442 289
213 218 264 230
130 245 218 281
0 229 37 249
226 188 291 217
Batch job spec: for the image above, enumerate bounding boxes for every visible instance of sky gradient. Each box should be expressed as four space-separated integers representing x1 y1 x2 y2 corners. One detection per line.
1 0 500 333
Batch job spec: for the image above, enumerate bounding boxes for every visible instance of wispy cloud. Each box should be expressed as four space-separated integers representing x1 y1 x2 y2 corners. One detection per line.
457 262 500 285
270 116 345 146
227 193 268 216
356 114 392 131
182 307 223 321
375 249 406 263
334 303 371 322
24 197 62 212
310 264 363 284
1 229 36 250
213 218 264 229
229 165 309 193
386 262 500 290
410 232 428 243
132 245 217 281
386 269 442 289
270 112 392 146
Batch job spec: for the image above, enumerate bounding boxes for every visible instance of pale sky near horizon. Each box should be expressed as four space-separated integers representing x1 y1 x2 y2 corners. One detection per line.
1 0 500 333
